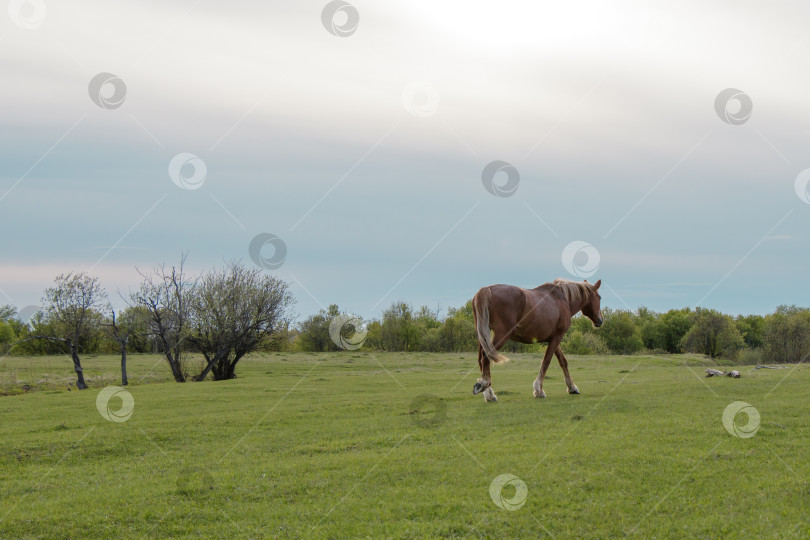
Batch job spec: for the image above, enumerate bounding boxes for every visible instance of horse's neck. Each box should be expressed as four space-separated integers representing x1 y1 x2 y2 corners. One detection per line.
568 294 588 315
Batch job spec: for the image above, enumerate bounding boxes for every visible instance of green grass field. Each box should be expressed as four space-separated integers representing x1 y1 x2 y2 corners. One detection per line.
0 352 807 538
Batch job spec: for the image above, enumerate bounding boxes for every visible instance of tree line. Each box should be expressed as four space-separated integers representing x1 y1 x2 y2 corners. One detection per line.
2 263 809 390
296 301 810 365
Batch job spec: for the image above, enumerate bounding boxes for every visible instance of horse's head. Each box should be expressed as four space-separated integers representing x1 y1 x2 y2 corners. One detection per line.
581 279 603 327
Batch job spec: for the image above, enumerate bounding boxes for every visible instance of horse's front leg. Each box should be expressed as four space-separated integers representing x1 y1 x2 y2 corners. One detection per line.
555 346 579 394
533 337 560 398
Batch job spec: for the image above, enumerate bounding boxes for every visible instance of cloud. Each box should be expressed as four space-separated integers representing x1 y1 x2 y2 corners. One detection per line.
1 0 809 318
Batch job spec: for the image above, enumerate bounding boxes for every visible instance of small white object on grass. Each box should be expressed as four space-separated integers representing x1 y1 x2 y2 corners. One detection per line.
704 368 741 378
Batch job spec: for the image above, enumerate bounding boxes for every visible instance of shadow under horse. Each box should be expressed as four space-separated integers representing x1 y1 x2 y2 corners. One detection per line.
471 278 603 402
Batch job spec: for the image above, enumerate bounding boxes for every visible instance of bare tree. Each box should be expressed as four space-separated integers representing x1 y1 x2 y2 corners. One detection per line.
188 262 294 381
106 305 146 386
131 257 195 383
35 273 106 389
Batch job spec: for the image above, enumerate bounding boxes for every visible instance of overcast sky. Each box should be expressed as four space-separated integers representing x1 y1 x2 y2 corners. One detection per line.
1 0 809 320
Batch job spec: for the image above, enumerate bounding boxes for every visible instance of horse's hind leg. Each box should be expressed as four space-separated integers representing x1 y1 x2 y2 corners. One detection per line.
534 336 560 398
481 350 497 402
473 347 497 402
481 327 517 403
473 348 488 392
555 346 579 394
482 386 498 402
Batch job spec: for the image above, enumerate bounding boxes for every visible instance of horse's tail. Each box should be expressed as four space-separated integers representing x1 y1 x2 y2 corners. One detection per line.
473 287 509 364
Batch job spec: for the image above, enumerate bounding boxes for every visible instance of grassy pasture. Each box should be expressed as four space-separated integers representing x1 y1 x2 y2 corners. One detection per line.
0 352 807 538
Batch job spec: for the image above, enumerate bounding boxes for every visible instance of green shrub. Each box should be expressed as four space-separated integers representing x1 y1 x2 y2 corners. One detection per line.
562 330 609 355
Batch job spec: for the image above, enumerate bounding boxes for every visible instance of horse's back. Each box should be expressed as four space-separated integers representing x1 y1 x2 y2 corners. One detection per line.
478 283 564 311
484 283 529 306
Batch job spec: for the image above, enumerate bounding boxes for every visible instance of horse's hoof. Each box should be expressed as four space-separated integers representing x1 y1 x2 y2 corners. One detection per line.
568 386 580 395
483 388 498 402
473 382 483 395
533 390 546 398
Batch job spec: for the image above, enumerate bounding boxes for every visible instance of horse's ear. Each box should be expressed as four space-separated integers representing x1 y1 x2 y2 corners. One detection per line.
594 279 601 289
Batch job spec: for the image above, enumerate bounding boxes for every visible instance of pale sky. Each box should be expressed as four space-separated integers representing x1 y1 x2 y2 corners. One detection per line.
1 0 809 319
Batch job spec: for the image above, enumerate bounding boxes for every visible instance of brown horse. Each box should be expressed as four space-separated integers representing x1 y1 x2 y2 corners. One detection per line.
471 278 603 402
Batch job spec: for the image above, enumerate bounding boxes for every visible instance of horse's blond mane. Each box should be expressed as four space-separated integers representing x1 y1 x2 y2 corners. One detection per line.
552 278 593 306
